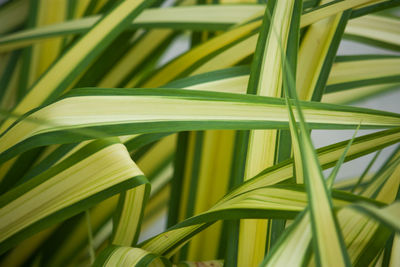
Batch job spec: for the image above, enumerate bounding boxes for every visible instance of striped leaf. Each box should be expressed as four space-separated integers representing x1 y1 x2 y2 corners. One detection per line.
1 88 400 164
0 138 147 254
0 0 399 265
37 134 174 266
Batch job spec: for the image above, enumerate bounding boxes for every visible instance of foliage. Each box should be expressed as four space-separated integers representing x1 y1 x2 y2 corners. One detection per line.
0 0 399 266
